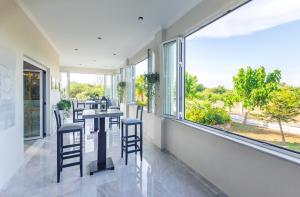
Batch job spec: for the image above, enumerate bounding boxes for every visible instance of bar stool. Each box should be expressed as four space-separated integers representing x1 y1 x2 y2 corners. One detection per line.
121 106 143 165
54 110 83 183
72 101 85 133
109 106 121 129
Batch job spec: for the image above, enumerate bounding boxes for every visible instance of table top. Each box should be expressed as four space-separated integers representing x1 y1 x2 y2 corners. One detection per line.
82 109 123 119
85 100 101 104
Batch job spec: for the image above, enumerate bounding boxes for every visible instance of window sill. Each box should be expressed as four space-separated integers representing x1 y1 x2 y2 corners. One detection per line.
167 118 300 165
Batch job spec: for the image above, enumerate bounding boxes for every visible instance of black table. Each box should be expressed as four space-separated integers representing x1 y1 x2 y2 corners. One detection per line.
82 109 123 175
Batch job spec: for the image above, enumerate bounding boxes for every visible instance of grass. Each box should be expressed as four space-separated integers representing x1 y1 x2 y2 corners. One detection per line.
229 122 300 152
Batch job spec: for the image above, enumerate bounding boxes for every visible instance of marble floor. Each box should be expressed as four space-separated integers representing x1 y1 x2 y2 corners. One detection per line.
1 119 227 197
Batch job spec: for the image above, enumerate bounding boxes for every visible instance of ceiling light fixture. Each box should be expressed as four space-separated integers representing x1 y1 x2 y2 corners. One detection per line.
93 60 96 62
113 53 117 56
138 16 144 21
74 48 78 51
97 36 102 40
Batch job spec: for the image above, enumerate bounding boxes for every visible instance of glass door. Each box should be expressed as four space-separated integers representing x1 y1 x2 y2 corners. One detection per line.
24 70 43 139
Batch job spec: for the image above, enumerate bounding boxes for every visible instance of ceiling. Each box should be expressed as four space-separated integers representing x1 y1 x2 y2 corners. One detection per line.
19 0 202 69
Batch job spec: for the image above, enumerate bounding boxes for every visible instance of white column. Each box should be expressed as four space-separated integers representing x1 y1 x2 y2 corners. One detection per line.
66 72 70 99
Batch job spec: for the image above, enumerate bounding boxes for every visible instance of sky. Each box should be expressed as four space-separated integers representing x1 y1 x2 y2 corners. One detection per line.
135 59 148 77
186 0 300 89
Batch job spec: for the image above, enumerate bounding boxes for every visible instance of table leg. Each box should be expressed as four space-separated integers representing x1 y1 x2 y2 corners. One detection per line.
89 117 114 175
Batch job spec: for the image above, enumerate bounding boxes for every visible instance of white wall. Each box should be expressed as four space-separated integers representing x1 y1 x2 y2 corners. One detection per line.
164 119 300 197
0 0 60 189
124 0 300 196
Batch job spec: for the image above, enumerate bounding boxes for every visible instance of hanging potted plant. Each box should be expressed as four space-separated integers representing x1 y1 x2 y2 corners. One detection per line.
56 99 71 122
144 72 159 112
117 81 126 103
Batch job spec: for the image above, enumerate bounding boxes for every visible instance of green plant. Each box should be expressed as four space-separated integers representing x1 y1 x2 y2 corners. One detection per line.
144 72 159 109
262 86 300 142
117 81 126 103
57 99 71 111
233 66 281 124
185 99 231 125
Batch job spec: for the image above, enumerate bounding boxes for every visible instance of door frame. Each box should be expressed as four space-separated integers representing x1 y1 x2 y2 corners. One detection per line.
23 56 50 140
23 69 44 140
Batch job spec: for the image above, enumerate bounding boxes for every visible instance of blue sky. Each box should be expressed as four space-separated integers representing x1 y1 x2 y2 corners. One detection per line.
186 0 300 89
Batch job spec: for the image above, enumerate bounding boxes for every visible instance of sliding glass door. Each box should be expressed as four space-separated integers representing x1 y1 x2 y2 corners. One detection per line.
24 70 43 139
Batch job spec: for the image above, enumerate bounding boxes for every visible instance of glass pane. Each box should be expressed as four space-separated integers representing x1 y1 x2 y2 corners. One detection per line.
185 0 300 153
24 71 41 138
163 41 177 116
135 59 148 107
105 75 112 98
126 66 134 103
70 73 104 100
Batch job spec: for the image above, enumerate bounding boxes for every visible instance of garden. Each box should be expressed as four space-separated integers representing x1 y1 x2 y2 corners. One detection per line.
185 66 300 152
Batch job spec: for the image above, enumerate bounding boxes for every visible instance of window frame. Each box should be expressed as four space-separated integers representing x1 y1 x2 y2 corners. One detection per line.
161 38 184 119
161 0 300 161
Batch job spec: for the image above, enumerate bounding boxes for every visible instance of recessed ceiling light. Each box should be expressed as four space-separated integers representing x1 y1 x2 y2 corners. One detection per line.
97 36 102 40
113 53 117 56
80 64 82 66
93 60 96 62
138 16 144 21
74 48 78 51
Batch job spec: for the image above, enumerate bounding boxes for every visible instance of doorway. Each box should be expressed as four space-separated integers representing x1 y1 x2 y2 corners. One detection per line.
23 61 46 140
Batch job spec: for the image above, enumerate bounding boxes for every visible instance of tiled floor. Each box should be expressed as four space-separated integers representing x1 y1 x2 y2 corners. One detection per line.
1 119 227 197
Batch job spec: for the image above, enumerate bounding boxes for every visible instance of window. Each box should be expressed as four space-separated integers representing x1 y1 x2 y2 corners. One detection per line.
70 73 104 100
125 66 135 103
112 74 119 100
163 40 179 116
60 72 68 98
184 0 300 153
104 75 112 98
135 59 148 107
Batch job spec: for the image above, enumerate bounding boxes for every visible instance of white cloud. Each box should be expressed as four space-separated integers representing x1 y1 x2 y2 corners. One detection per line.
187 0 300 40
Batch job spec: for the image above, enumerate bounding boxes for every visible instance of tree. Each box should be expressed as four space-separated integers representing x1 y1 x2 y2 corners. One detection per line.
135 75 147 106
185 72 205 99
70 82 104 100
263 86 300 142
233 66 281 124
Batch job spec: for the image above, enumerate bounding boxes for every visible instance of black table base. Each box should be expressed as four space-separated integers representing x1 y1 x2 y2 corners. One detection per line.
89 117 114 175
88 158 114 175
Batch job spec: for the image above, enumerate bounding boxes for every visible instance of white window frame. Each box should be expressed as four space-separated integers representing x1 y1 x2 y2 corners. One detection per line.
161 38 184 119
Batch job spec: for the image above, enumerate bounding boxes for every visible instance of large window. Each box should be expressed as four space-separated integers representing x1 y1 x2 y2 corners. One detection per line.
70 73 104 100
184 0 300 153
135 59 148 107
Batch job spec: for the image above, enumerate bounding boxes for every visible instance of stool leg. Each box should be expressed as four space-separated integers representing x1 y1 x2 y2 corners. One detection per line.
140 123 143 161
57 132 60 183
60 132 63 172
135 124 137 155
80 129 83 177
121 123 124 158
125 124 128 165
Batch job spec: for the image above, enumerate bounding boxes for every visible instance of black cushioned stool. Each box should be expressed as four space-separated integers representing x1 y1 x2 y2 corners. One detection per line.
121 106 143 165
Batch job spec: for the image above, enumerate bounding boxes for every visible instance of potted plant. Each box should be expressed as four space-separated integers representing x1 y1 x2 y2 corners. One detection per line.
117 81 126 103
56 99 71 122
144 72 159 112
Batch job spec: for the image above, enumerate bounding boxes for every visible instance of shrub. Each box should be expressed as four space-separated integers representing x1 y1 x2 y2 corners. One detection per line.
185 99 231 125
57 99 71 111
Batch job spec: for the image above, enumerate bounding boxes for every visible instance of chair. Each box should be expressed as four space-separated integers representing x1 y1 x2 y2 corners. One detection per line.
121 105 143 165
72 101 85 132
76 98 86 109
54 110 83 183
109 107 121 129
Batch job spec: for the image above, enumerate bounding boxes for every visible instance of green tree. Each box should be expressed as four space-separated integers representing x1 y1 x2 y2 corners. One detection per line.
233 66 281 124
263 86 300 142
70 82 104 100
135 75 147 106
185 72 205 99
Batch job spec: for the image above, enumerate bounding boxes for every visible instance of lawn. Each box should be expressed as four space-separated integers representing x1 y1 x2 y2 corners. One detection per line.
229 122 300 152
